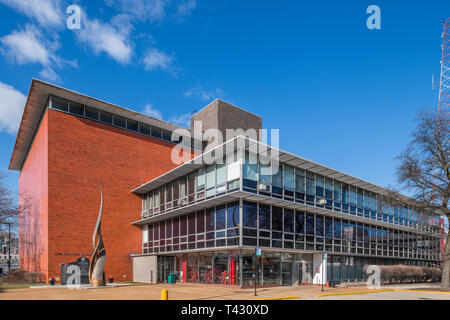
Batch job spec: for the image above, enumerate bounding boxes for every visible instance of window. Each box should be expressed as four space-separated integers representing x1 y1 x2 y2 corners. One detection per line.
151 127 162 138
284 209 294 233
206 165 215 197
325 217 333 237
216 163 226 192
342 184 349 204
284 165 295 190
216 206 226 230
272 206 283 231
197 168 205 192
197 211 205 233
334 181 342 201
295 169 305 192
52 96 68 111
100 110 113 124
139 123 150 135
243 152 258 181
306 172 315 195
316 215 324 237
227 202 240 229
259 204 271 230
114 115 126 128
243 201 257 228
85 106 99 120
316 175 324 197
295 211 305 234
127 119 139 132
306 214 315 235
325 178 333 199
69 101 84 115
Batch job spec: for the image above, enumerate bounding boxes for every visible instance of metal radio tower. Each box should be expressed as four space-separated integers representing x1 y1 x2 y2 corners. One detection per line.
438 18 450 123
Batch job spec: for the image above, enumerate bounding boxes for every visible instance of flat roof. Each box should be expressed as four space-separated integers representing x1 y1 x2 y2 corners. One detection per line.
9 79 188 171
131 135 415 204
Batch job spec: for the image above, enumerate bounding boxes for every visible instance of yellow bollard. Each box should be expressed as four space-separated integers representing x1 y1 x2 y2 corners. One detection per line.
161 289 168 300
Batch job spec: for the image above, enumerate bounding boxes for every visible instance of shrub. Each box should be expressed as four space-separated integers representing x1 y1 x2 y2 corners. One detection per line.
0 269 45 284
364 264 441 284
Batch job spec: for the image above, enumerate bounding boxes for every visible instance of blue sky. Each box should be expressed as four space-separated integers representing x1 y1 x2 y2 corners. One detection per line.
0 0 449 197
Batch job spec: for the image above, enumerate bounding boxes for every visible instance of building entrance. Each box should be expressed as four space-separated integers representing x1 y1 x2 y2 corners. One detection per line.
281 262 293 286
157 256 175 283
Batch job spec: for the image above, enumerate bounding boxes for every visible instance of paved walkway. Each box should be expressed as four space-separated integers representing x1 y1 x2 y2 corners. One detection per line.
1 283 449 300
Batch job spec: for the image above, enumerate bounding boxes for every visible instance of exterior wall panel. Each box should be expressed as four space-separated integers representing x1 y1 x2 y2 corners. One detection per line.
46 109 181 282
18 111 49 278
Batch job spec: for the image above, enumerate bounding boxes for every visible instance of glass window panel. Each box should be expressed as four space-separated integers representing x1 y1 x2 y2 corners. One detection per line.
139 123 150 135
295 211 305 234
333 219 341 238
216 163 226 186
180 216 187 236
85 106 99 120
206 165 215 189
99 110 113 124
306 172 315 195
316 215 324 237
114 115 126 128
284 165 295 190
325 217 333 237
272 206 283 231
325 178 333 199
227 202 240 229
284 209 294 233
127 119 139 132
272 166 282 187
52 96 68 111
295 169 305 192
316 175 324 197
205 208 214 232
342 184 349 204
334 181 341 201
259 204 271 230
69 101 84 115
243 201 257 228
306 213 315 235
215 206 226 230
188 213 195 235
197 211 205 233
243 152 258 181
260 163 271 184
349 186 357 205
197 168 205 191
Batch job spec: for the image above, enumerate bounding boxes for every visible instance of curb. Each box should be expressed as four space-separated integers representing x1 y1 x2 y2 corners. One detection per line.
316 289 394 297
254 296 300 300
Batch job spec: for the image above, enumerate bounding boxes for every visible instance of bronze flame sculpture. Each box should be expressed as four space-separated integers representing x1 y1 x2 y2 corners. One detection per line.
89 185 106 287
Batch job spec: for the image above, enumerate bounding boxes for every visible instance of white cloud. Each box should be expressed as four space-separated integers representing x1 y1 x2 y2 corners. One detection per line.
142 104 190 128
142 104 163 120
0 82 26 135
184 86 225 101
169 113 191 127
0 0 63 28
142 48 174 72
174 0 196 22
1 25 51 65
0 25 72 82
105 0 169 23
76 15 133 64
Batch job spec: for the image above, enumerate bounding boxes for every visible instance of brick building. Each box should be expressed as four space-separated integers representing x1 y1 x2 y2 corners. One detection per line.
10 79 443 286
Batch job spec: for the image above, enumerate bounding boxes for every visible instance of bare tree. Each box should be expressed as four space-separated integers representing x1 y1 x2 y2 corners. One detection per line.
0 174 19 232
395 109 449 289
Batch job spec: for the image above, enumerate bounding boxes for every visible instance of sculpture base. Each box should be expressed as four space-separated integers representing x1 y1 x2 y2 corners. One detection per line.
90 278 106 287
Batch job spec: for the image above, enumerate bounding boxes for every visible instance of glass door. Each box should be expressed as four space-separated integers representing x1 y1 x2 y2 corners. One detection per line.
281 262 293 286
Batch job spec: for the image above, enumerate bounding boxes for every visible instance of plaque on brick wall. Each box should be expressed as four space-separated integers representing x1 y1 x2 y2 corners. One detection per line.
61 256 90 285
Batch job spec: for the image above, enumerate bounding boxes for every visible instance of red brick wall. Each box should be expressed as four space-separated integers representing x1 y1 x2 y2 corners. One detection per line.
19 111 49 278
45 109 182 282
